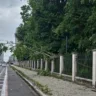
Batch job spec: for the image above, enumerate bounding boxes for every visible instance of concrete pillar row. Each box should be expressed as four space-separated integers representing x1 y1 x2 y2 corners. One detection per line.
92 49 96 87
37 60 39 69
51 59 55 73
41 59 43 70
60 55 64 75
45 59 48 71
72 53 77 82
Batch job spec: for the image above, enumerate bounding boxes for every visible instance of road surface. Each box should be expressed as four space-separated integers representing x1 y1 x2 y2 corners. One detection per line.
8 67 39 96
0 65 6 96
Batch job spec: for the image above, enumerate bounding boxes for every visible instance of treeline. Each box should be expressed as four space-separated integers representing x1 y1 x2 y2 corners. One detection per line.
14 0 96 60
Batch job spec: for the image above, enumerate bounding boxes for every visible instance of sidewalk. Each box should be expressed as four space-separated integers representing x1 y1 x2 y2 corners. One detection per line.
12 66 96 96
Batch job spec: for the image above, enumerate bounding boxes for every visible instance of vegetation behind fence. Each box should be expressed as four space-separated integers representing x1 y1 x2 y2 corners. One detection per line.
63 54 72 75
19 52 93 80
77 53 92 79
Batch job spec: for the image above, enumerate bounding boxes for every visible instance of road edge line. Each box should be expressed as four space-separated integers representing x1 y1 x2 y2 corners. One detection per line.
1 67 8 96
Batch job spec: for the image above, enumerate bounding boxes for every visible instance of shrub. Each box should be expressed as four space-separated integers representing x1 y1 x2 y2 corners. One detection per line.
37 70 50 76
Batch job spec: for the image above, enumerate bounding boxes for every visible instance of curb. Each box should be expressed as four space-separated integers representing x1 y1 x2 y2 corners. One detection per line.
15 70 48 96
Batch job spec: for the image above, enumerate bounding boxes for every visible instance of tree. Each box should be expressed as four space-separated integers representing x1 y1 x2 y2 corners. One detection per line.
14 43 30 61
14 0 96 60
56 0 93 53
0 43 8 54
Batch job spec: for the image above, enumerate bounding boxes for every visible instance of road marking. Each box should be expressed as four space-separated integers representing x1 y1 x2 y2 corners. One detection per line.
1 67 8 96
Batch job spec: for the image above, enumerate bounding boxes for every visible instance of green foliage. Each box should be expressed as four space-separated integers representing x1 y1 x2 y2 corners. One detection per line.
0 43 8 54
14 0 96 60
14 43 30 61
37 70 51 76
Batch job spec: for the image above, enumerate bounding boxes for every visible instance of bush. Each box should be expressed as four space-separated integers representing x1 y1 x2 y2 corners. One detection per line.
37 70 50 76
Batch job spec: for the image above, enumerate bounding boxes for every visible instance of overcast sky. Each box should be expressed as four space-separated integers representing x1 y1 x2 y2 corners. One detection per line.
0 0 27 61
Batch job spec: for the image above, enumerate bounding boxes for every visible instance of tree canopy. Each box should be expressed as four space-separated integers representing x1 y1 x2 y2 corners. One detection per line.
14 0 96 60
0 43 8 54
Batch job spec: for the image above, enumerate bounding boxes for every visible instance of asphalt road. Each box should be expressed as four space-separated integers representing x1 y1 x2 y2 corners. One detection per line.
0 65 6 96
8 67 39 96
0 66 3 73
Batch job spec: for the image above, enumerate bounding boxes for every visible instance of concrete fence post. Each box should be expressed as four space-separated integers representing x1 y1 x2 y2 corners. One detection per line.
20 61 21 67
31 60 33 69
22 61 24 67
21 61 22 67
26 61 28 68
51 59 55 73
25 61 27 68
45 59 48 71
92 49 96 87
72 53 77 82
33 60 34 69
25 61 26 68
28 60 30 68
30 60 31 68
32 60 33 69
29 60 30 67
30 60 32 68
23 61 24 67
26 61 27 67
23 61 25 68
31 60 32 68
37 60 39 69
41 59 43 70
19 61 20 67
26 61 27 68
24 61 25 67
28 61 29 68
60 55 64 75
22 61 23 67
34 60 36 70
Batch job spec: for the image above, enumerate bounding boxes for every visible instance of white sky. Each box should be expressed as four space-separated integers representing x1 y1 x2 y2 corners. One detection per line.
0 0 27 62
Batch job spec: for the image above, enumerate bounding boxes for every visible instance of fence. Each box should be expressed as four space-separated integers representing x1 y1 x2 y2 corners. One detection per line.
77 53 92 79
38 60 41 69
63 54 72 75
47 59 51 71
54 57 59 73
18 50 96 87
42 60 45 70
